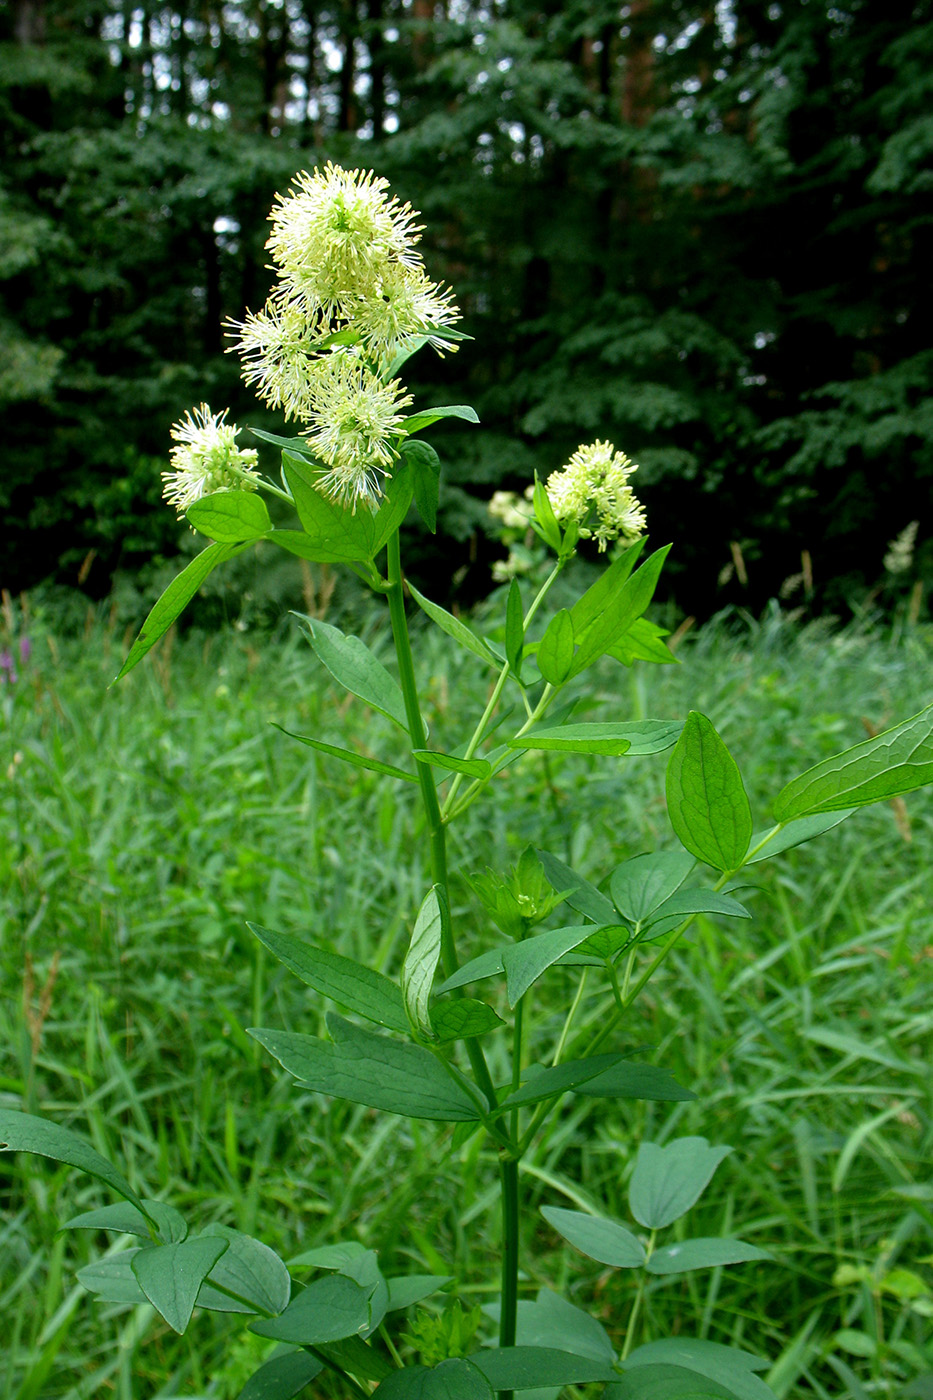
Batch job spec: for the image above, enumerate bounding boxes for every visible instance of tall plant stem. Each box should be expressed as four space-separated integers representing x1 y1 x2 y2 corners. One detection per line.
499 1153 520 1399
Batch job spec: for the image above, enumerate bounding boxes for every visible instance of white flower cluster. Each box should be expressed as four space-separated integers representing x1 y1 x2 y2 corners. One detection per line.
162 404 261 519
228 164 460 510
545 441 646 551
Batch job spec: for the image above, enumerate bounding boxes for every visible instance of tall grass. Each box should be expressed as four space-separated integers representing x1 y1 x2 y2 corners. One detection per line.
1 596 931 1398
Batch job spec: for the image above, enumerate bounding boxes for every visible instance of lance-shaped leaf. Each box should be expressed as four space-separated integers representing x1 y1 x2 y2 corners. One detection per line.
536 609 575 686
186 490 272 542
646 1238 772 1275
640 888 751 938
403 886 445 1037
371 457 415 556
413 750 491 779
401 404 480 434
515 720 681 757
385 1275 456 1312
302 617 408 729
131 1235 229 1333
609 617 678 667
610 852 696 925
402 439 441 533
537 848 617 924
282 451 376 560
248 924 408 1032
429 999 503 1043
0 1109 151 1219
622 1341 775 1400
506 579 524 678
573 1060 695 1103
250 1274 374 1345
570 538 645 635
666 713 752 871
248 1018 482 1121
541 1206 646 1268
744 809 855 863
497 1053 637 1112
532 476 563 552
114 542 243 681
468 1347 616 1390
606 1362 739 1399
502 924 621 1006
77 1250 148 1304
248 425 317 455
772 700 933 820
568 545 671 677
196 1225 292 1315
274 725 417 784
407 583 499 667
435 946 506 994
629 1138 733 1230
236 1350 324 1400
62 1199 187 1243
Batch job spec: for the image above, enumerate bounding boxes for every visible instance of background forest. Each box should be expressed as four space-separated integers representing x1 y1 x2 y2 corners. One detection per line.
1 0 931 616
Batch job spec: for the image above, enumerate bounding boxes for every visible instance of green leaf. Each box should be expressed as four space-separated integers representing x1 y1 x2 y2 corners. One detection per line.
340 1248 389 1336
745 810 856 863
375 1359 494 1399
568 545 671 678
609 617 678 667
607 1363 738 1399
574 1060 695 1103
515 720 681 757
497 1053 640 1112
248 1018 482 1121
247 426 317 456
629 1138 733 1230
0 1109 150 1217
469 1346 615 1390
413 750 491 779
131 1236 228 1333
429 999 503 1042
77 1250 148 1304
114 542 242 681
273 725 418 784
646 1238 772 1275
289 1241 369 1269
623 1341 774 1400
250 1274 374 1345
541 1206 646 1268
282 452 375 561
511 1287 616 1365
641 888 751 935
532 477 563 552
371 458 415 556
666 713 752 871
403 886 445 1037
385 1275 456 1312
186 490 272 542
235 1349 324 1400
772 701 933 819
403 439 441 532
506 579 524 678
248 924 408 1033
318 1335 394 1383
302 617 408 729
536 849 617 924
61 1199 186 1243
406 583 499 667
609 852 696 924
502 925 619 1006
570 539 645 636
435 947 506 994
537 610 575 686
401 404 480 433
196 1225 292 1315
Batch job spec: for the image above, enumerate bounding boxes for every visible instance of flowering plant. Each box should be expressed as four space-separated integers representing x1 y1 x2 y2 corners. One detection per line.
3 166 933 1400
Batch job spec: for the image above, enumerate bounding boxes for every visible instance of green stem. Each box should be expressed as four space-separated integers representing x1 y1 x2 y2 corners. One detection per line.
498 1154 520 1400
620 1229 656 1361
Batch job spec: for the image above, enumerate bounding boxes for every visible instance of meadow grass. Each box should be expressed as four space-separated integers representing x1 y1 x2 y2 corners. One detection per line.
1 593 931 1399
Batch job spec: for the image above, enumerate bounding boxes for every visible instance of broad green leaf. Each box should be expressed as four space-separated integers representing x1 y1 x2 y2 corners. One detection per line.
196 1225 292 1315
532 477 563 552
570 538 645 636
435 946 506 994
288 1241 369 1269
318 1335 394 1383
340 1248 389 1336
646 1238 772 1275
515 720 681 757
496 1053 639 1113
371 458 415 556
61 1199 186 1243
401 404 480 433
248 924 408 1033
77 1250 148 1304
609 852 696 924
403 886 444 1037
570 923 633 960
186 490 272 542
772 701 933 819
413 750 491 779
541 1206 646 1268
407 583 499 667
468 1346 615 1390
429 999 503 1042
607 1363 737 1400
402 439 441 532
250 1274 374 1345
568 545 671 678
247 426 317 456
248 1017 482 1122
666 713 752 871
502 924 620 1006
511 1287 616 1365
385 1275 456 1312
629 1139 733 1230
745 810 855 863
575 1061 695 1103
609 617 678 667
506 579 524 678
235 1349 324 1400
375 1359 494 1399
623 1341 774 1400
0 1109 149 1217
282 452 375 561
114 542 242 681
537 849 617 924
537 610 575 686
641 888 751 934
131 1236 229 1333
302 617 408 729
273 725 417 784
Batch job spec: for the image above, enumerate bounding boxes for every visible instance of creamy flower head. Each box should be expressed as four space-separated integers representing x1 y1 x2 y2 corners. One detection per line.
302 353 413 511
162 404 260 518
546 440 646 551
488 489 534 531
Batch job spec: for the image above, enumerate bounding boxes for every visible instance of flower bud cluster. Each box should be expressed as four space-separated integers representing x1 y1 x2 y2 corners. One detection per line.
162 404 261 518
545 441 646 552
